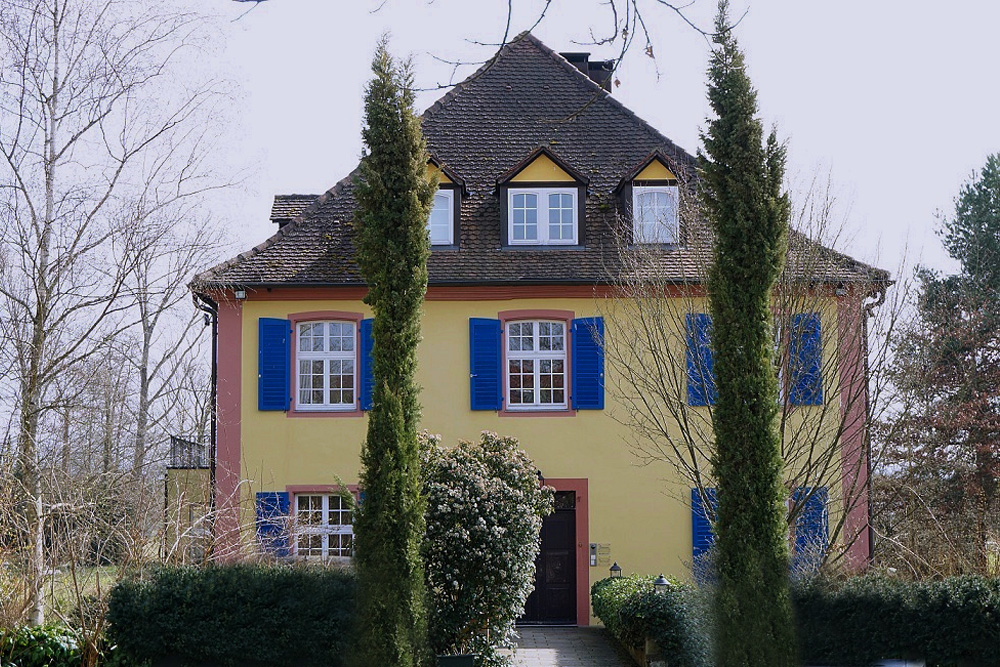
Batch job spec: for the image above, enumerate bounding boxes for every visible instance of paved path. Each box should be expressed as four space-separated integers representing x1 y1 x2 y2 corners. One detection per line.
510 626 636 667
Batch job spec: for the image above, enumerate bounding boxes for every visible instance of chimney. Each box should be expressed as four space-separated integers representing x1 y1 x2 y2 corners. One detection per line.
560 52 615 92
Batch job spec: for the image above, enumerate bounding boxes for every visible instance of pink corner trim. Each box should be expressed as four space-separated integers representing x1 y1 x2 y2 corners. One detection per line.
837 294 871 570
214 299 243 559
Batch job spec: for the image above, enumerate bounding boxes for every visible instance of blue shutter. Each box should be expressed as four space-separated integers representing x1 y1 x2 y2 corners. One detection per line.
790 313 823 405
691 487 718 559
571 317 604 410
360 318 374 411
791 486 829 574
686 314 717 406
469 318 502 410
255 491 291 557
258 318 291 411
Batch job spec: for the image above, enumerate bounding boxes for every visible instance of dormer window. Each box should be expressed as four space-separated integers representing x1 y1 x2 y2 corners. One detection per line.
633 185 678 244
499 147 588 247
508 188 578 245
618 152 682 246
429 189 454 245
426 157 464 247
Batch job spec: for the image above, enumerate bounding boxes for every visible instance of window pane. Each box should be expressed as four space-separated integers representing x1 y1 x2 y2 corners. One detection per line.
634 187 678 244
429 193 452 244
548 192 575 241
299 322 325 352
512 193 538 242
508 322 533 351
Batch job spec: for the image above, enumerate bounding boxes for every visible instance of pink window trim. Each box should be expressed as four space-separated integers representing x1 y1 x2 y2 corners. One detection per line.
287 311 365 419
286 483 360 499
498 309 577 417
544 478 590 626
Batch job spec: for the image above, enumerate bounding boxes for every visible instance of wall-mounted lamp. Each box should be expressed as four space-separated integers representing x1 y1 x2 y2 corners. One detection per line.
234 289 247 300
653 574 670 595
609 562 622 578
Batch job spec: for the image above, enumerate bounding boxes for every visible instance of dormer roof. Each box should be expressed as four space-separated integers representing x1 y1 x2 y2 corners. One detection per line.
498 146 588 185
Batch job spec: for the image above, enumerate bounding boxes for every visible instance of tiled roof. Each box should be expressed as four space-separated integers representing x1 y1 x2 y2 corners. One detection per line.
196 33 887 289
270 195 318 225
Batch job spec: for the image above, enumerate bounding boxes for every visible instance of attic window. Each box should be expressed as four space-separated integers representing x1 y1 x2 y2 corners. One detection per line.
633 185 678 244
426 160 462 247
428 190 454 245
499 148 587 247
508 188 577 245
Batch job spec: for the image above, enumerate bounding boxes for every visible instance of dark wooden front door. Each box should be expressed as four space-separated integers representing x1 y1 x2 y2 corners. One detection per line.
521 491 577 625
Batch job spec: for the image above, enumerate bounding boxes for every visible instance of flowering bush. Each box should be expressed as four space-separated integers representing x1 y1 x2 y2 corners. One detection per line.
420 431 553 666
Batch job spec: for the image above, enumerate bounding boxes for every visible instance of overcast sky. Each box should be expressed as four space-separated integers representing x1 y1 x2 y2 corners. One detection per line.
210 0 1000 277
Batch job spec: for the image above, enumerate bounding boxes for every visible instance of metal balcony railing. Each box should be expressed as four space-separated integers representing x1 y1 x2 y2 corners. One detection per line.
169 436 210 469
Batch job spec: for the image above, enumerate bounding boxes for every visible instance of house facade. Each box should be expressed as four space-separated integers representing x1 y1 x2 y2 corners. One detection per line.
186 33 885 625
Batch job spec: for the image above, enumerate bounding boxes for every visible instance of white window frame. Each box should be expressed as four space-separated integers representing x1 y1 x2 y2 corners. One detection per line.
632 185 679 244
505 320 568 410
507 187 578 245
428 188 454 245
293 493 354 561
295 321 357 411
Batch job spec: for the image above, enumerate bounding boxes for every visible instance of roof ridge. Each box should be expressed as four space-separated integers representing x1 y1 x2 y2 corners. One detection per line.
518 33 699 176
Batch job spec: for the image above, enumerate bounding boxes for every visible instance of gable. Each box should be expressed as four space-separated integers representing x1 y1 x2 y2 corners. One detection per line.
635 159 676 181
427 162 454 184
509 153 576 183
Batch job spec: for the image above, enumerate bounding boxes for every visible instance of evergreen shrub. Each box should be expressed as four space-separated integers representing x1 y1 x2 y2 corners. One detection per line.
0 624 82 667
591 575 710 667
595 574 1000 667
106 564 355 667
794 575 1000 666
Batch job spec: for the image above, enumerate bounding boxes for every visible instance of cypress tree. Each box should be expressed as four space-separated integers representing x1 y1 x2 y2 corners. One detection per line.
699 2 796 664
352 40 435 667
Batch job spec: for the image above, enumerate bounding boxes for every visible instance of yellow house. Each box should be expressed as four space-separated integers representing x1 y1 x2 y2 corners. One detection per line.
188 33 886 626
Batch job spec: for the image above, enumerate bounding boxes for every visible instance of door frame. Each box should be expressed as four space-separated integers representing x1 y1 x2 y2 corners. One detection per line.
543 478 589 626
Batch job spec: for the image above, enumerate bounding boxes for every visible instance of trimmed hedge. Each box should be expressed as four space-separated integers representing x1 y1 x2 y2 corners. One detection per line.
594 575 1000 667
0 624 82 667
107 564 355 667
794 575 1000 666
591 576 710 667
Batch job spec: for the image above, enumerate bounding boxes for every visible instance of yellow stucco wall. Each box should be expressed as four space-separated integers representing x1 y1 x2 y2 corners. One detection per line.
635 160 676 180
235 295 846 614
509 154 575 182
426 163 453 184
165 468 212 563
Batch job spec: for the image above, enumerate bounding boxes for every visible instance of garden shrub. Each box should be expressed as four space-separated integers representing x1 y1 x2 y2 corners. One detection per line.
420 431 553 666
793 575 1000 666
107 563 355 667
0 624 81 667
591 575 710 667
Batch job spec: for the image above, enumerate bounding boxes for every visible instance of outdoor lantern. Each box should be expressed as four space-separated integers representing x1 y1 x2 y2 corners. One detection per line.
653 574 670 595
609 562 622 578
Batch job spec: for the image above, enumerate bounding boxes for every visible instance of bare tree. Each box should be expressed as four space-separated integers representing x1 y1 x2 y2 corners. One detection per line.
600 175 904 571
122 207 223 483
0 0 225 625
